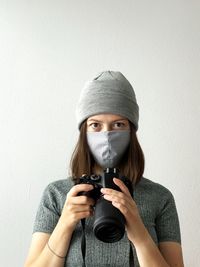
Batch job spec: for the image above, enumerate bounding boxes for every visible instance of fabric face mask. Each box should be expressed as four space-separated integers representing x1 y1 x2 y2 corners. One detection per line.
86 130 130 168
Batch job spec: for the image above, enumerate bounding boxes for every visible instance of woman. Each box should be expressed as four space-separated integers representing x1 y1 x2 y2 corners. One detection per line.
24 71 184 267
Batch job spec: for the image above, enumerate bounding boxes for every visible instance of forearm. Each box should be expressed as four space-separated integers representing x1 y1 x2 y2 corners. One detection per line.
27 218 73 267
130 224 169 267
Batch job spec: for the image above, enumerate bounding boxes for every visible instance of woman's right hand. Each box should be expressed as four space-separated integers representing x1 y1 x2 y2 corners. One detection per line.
59 183 95 232
24 184 95 267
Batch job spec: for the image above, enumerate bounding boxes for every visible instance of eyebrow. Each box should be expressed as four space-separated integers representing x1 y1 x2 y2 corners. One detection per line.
87 118 128 123
87 119 102 123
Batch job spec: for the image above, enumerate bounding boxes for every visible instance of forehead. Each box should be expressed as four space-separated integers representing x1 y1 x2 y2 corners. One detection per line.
87 113 128 122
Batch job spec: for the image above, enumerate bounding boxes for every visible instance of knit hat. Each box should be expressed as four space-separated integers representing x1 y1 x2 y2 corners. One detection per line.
76 70 139 130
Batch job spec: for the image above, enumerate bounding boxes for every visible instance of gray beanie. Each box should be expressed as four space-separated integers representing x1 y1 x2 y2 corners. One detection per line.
76 70 139 130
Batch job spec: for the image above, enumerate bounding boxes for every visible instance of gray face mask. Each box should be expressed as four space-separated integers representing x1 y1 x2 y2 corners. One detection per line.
86 130 130 168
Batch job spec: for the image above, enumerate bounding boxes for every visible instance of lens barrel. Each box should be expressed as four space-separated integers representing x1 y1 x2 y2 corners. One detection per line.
93 198 125 243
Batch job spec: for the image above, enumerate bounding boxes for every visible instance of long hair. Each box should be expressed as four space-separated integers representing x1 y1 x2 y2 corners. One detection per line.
69 121 145 184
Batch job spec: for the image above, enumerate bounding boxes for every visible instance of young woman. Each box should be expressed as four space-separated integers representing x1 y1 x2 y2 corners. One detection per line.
24 71 184 267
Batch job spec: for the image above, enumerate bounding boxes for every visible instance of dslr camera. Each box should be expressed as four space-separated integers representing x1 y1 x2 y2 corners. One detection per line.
76 168 133 243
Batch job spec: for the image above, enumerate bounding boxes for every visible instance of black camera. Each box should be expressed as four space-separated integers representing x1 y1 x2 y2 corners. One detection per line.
76 168 133 243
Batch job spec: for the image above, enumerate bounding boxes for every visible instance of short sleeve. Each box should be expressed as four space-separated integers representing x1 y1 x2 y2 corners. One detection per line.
155 190 181 244
33 184 60 234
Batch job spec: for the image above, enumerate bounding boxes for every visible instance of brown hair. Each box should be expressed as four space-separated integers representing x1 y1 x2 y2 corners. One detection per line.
69 121 145 185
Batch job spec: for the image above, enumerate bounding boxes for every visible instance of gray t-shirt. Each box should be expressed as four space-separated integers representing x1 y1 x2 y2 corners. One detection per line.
33 177 181 267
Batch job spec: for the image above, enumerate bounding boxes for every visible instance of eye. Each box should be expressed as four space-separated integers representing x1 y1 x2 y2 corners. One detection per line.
89 122 101 130
91 123 99 128
113 122 125 128
113 121 129 130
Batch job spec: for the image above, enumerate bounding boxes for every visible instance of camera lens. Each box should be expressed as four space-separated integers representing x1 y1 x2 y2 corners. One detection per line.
93 218 125 243
93 198 125 243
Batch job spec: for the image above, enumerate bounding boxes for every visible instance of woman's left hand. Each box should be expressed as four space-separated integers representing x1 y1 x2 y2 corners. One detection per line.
101 178 184 267
100 178 148 244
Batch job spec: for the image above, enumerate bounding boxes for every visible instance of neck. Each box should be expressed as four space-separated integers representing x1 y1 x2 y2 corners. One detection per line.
92 163 103 174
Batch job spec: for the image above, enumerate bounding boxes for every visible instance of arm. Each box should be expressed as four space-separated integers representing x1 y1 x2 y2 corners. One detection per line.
24 184 94 267
101 178 184 267
158 242 184 267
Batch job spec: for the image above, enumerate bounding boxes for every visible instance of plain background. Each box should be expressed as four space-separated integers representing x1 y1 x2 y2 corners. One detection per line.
0 1 200 266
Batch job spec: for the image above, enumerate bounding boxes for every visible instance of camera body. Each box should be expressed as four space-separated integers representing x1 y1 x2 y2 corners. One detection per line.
76 168 133 243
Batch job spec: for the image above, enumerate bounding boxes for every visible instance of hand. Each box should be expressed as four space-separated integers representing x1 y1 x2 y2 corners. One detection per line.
101 178 147 244
60 184 95 232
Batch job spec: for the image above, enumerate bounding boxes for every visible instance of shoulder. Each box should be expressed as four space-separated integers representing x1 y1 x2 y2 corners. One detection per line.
33 178 74 233
134 177 176 212
45 177 74 192
135 177 174 198
41 177 75 207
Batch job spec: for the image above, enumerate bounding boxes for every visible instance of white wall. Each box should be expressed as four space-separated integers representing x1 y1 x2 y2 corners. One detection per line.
0 1 199 266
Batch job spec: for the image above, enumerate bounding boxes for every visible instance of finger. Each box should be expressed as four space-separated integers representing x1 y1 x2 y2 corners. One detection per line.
113 178 131 196
67 203 94 213
101 187 124 198
111 201 129 216
102 194 129 217
75 210 94 220
68 184 94 197
103 194 126 207
100 178 131 197
69 195 95 206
